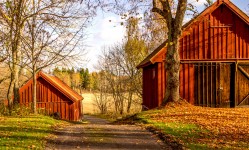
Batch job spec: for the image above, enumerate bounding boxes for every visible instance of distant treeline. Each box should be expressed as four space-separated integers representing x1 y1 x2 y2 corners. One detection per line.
53 67 97 93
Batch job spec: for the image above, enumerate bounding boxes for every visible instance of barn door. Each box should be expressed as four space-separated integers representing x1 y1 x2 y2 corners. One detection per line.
194 63 231 107
218 63 231 107
236 64 249 107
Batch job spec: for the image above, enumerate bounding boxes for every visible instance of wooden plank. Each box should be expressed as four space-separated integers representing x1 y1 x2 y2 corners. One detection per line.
215 63 217 107
202 63 205 106
197 64 199 105
197 64 200 105
231 63 237 107
243 34 246 58
205 18 208 59
238 66 249 80
206 63 209 107
183 64 185 99
199 23 203 59
193 27 196 59
238 93 249 106
197 24 200 59
214 20 217 59
185 64 189 100
158 63 162 106
226 27 228 58
221 28 224 59
162 62 165 100
210 62 213 107
182 37 185 59
219 64 221 106
180 64 183 98
189 64 194 104
208 14 211 59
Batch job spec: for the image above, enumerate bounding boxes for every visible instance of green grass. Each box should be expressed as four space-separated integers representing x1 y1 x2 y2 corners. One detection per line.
137 114 209 148
0 115 65 149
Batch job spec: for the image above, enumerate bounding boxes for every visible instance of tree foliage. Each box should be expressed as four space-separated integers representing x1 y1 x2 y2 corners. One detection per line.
95 16 148 114
0 0 99 113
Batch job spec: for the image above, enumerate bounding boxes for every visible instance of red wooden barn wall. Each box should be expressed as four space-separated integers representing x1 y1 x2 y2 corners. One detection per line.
180 4 249 60
142 62 165 109
141 2 249 109
178 3 249 105
19 76 82 121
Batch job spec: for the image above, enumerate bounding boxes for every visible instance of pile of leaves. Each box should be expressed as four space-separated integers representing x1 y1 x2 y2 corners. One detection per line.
137 102 249 149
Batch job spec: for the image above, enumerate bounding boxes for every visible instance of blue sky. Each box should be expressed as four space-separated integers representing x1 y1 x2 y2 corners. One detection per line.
85 0 247 72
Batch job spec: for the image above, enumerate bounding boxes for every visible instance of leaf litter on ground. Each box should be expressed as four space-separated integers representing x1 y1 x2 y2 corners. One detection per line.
137 101 249 149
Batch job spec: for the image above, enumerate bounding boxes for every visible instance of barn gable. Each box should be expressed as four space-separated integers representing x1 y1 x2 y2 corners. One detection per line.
19 71 83 121
180 1 249 61
138 0 249 109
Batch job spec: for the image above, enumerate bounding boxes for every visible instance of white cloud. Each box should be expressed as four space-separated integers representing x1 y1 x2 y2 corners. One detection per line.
84 14 126 72
98 16 126 44
189 0 206 7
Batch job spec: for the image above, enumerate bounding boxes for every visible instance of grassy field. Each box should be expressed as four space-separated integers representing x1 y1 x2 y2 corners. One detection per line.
82 92 142 115
82 93 99 114
0 115 67 149
135 102 249 149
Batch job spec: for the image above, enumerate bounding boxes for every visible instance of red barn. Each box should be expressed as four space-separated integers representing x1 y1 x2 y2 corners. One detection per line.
19 71 83 121
137 0 249 109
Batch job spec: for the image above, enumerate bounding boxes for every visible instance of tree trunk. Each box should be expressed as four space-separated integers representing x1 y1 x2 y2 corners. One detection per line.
163 40 181 104
13 61 20 105
126 92 132 113
32 68 37 114
151 0 187 106
7 49 20 114
7 72 15 114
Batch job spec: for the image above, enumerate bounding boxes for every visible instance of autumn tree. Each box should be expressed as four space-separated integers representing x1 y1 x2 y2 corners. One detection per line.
0 0 27 113
0 0 99 113
21 0 91 114
92 71 109 114
150 0 187 104
97 19 148 113
122 17 148 112
204 0 213 8
112 0 188 104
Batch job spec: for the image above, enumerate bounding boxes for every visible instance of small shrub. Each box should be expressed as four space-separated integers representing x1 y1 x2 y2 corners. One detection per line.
0 104 32 117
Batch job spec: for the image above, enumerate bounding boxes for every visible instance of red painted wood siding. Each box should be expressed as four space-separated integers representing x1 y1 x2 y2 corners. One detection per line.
180 4 249 60
19 77 81 121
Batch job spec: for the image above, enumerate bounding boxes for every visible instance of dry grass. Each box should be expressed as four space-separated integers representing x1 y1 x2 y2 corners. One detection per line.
138 102 249 149
82 93 98 114
82 92 142 115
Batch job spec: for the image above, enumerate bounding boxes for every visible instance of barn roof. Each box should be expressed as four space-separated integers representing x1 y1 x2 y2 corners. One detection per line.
20 71 83 102
38 72 83 102
137 0 249 69
136 41 167 68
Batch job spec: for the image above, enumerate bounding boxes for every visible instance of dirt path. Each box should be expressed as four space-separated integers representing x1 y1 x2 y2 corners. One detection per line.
45 115 172 150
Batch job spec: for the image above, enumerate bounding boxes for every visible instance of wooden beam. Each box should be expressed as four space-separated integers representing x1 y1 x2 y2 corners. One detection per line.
206 63 209 107
230 63 237 107
238 93 249 106
215 63 217 107
238 66 249 80
198 63 200 106
211 62 213 107
202 63 205 106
